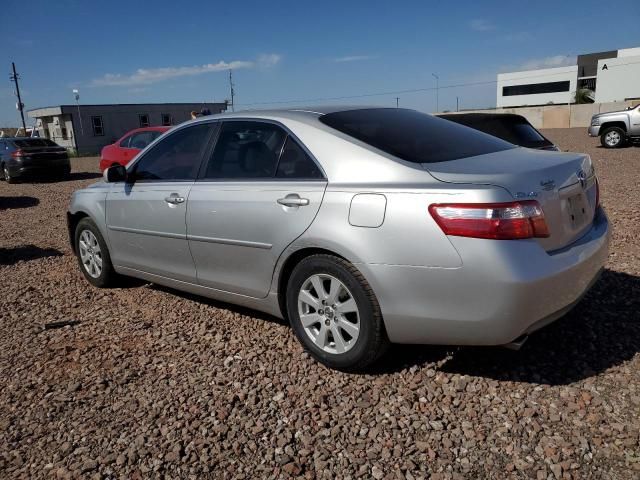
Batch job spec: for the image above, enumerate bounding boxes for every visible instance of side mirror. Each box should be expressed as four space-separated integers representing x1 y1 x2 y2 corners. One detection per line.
103 164 127 183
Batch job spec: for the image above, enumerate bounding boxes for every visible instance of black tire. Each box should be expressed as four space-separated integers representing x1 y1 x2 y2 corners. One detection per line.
600 126 626 148
2 164 17 184
59 166 71 180
286 254 389 371
74 217 119 288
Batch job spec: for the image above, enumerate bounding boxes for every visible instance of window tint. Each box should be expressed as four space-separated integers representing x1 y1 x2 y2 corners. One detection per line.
276 137 323 179
202 121 286 179
129 131 159 150
320 108 514 164
131 124 212 181
13 138 58 148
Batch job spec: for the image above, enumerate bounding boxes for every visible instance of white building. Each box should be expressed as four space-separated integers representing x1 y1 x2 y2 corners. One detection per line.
496 47 640 107
497 66 578 108
595 48 640 103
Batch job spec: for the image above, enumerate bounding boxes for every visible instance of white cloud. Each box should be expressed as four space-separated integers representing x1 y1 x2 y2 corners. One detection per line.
501 54 576 72
333 55 376 63
91 54 281 87
257 53 282 68
469 19 494 32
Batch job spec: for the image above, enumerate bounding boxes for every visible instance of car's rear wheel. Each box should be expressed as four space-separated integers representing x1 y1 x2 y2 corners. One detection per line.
75 218 119 287
2 164 16 184
601 126 626 148
286 254 388 371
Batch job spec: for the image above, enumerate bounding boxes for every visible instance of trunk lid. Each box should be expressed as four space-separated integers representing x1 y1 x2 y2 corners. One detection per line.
423 148 598 251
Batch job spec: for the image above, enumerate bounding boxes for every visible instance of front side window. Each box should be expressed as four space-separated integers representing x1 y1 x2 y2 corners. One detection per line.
320 108 514 164
130 124 212 181
139 114 150 128
91 116 104 136
276 137 323 179
202 121 286 179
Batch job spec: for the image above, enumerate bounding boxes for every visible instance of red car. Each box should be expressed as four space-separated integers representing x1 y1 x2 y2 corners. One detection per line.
99 126 170 171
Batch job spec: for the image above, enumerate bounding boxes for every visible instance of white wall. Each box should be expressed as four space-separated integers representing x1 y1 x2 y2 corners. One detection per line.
618 47 640 58
595 55 640 102
497 66 578 108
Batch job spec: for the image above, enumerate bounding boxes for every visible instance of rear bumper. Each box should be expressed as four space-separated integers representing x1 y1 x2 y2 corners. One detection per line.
361 208 610 345
6 158 70 178
588 126 601 137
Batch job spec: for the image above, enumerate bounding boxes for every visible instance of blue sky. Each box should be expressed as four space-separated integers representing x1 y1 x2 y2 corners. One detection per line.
1 0 639 126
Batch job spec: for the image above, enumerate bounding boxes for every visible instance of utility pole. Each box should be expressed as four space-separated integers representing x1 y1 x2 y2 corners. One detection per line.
73 89 84 135
395 97 399 108
228 69 235 112
10 62 27 132
431 73 439 113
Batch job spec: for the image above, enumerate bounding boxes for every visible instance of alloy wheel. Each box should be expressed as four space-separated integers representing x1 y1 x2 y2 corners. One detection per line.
78 229 103 278
297 274 360 354
605 131 621 147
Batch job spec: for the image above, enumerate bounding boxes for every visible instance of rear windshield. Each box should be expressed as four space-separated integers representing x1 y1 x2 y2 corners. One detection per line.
319 108 514 163
442 115 552 148
12 138 58 148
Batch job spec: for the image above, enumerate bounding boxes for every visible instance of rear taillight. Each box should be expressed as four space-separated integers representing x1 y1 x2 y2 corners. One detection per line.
429 201 550 240
11 149 24 159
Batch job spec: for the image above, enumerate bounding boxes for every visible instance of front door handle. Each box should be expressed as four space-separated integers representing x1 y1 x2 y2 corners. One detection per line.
165 194 185 205
277 195 309 207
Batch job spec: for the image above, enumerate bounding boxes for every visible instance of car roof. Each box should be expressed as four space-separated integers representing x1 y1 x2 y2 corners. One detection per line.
185 105 396 128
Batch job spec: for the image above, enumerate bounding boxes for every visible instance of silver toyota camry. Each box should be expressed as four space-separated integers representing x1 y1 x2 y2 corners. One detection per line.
68 107 610 370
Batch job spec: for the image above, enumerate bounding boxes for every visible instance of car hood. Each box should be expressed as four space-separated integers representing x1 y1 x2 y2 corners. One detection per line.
592 110 625 119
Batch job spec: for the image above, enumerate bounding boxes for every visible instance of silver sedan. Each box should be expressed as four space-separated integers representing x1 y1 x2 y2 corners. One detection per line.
68 107 610 370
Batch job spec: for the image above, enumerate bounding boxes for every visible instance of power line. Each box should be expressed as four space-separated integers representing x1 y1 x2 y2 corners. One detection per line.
235 58 640 109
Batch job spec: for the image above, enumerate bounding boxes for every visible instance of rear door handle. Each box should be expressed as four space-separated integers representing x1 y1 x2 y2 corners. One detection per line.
165 194 185 205
277 195 309 207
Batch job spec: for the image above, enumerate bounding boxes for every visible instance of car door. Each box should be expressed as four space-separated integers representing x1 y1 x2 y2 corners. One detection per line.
187 120 327 298
106 122 215 282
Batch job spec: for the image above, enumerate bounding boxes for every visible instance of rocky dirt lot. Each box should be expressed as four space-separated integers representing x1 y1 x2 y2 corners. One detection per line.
0 129 639 479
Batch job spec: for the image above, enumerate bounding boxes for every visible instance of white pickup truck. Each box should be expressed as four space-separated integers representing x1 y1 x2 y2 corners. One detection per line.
589 104 640 148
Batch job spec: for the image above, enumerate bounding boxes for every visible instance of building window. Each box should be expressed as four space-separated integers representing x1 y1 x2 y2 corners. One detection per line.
161 113 172 126
61 127 68 140
502 81 570 97
139 114 150 128
91 116 104 136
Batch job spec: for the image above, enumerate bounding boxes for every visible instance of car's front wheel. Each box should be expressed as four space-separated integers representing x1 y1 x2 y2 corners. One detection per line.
74 218 119 287
600 126 626 148
286 254 388 371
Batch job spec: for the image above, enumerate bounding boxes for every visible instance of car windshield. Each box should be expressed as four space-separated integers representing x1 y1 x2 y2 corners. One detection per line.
12 138 58 148
319 108 514 164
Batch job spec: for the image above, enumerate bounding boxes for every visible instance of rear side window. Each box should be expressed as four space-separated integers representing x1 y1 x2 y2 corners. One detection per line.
129 131 159 150
276 137 323 179
202 121 287 179
119 135 132 148
320 108 514 163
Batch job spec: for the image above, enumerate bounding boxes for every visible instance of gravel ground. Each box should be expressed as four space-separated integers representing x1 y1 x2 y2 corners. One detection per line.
1 130 639 479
